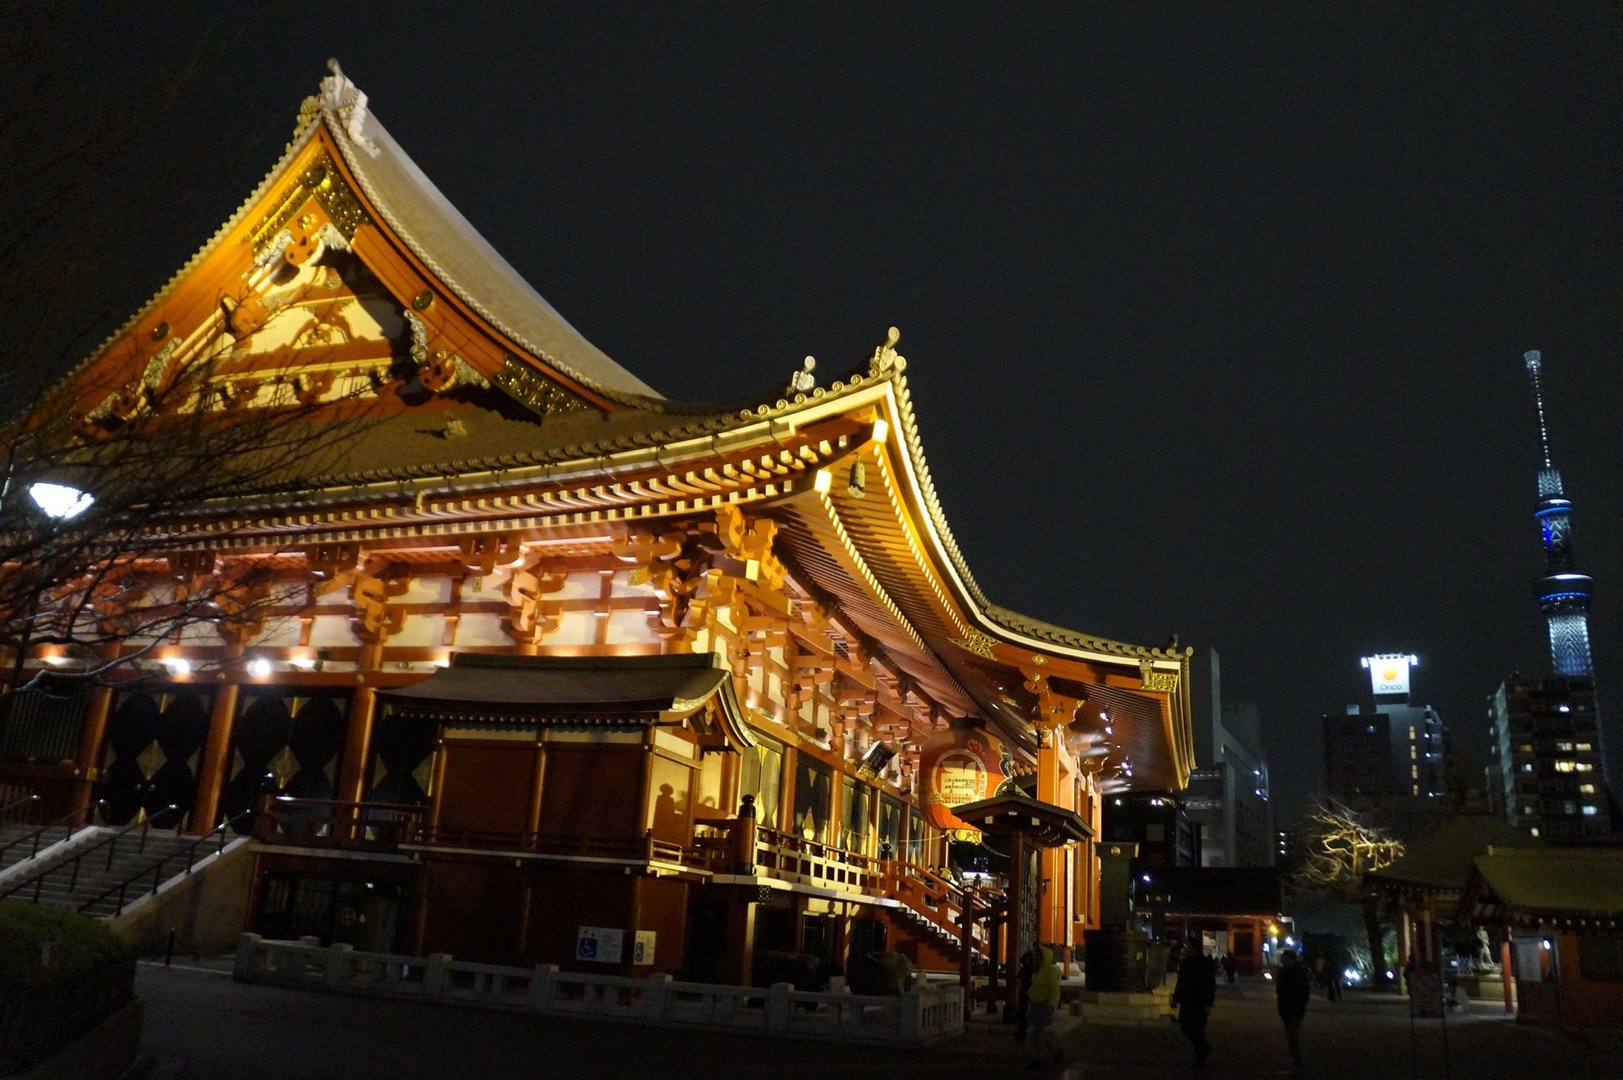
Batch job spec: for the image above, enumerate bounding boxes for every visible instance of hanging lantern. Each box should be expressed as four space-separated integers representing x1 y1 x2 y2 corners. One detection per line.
918 717 1007 839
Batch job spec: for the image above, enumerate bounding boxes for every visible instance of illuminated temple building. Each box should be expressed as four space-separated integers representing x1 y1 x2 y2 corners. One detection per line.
0 64 1193 985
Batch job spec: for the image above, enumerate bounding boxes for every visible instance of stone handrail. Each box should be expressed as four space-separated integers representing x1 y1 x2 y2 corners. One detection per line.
233 934 963 1046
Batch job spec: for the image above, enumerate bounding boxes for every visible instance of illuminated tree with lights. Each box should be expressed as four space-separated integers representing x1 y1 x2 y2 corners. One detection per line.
1297 799 1405 891
1294 799 1404 986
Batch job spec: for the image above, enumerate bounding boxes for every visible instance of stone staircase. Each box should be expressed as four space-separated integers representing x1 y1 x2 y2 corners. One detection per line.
0 819 91 878
0 823 196 918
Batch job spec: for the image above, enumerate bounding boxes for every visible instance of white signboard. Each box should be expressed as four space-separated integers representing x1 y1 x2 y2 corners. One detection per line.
576 926 624 964
1362 654 1415 697
633 930 657 966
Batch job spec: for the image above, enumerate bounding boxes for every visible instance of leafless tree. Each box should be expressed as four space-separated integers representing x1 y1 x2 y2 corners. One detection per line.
0 323 376 690
1296 798 1405 894
0 17 365 693
1292 798 1405 986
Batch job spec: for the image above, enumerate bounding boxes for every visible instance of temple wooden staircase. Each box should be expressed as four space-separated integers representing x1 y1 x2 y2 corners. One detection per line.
880 862 996 974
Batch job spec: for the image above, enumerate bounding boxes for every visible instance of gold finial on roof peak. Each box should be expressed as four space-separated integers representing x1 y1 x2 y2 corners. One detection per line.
869 326 905 377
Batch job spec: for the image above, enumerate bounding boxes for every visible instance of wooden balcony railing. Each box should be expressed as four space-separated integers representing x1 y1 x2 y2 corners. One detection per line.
253 798 426 852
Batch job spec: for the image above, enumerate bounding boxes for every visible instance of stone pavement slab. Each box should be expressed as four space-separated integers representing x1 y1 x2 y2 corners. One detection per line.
132 963 1623 1080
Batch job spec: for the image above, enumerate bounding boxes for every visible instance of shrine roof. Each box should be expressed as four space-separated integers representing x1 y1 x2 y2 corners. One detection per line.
379 652 730 715
1366 814 1540 893
951 792 1093 847
1464 847 1623 919
65 61 660 409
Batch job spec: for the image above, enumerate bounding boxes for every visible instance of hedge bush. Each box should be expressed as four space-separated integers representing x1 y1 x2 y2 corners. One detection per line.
0 900 135 1073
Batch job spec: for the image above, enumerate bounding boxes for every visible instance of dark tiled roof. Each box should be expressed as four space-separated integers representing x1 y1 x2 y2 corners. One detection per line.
1470 847 1623 917
1367 814 1539 892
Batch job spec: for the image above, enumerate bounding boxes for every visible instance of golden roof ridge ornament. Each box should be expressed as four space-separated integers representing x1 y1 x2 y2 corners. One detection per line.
868 326 905 377
788 355 817 396
320 58 379 157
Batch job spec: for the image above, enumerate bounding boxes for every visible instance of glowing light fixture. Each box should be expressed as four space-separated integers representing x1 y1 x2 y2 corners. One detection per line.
164 658 192 676
28 482 94 520
813 469 833 494
871 418 889 444
246 657 273 678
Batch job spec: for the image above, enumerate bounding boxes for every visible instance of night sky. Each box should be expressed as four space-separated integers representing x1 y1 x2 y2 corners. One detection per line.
8 5 1622 819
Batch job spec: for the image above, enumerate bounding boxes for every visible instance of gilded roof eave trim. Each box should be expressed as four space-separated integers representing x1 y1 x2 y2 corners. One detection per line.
34 109 328 425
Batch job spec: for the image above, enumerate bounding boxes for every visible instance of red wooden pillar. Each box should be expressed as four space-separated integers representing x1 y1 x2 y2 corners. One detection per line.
336 686 376 805
72 685 114 813
1500 935 1516 1015
190 682 240 833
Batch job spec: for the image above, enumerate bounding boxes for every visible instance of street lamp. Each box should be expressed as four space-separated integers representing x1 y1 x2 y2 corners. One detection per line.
27 482 94 520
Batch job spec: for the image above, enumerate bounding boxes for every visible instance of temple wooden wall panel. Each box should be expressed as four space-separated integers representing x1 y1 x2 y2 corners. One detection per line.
537 745 642 841
435 741 536 838
419 858 527 963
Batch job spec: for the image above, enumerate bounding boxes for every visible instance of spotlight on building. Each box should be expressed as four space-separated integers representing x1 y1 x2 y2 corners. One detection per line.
857 740 896 777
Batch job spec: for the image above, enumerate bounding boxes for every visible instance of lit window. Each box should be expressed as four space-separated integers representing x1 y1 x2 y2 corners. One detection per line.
1410 765 1419 778
1521 763 1534 773
1530 827 1541 837
1580 784 1596 794
1410 746 1418 759
1576 763 1594 773
1582 805 1599 817
1576 743 1592 752
1556 741 1575 752
1518 744 1533 753
1555 761 1577 773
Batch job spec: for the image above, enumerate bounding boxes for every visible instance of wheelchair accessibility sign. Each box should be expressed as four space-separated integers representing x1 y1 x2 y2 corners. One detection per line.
576 926 624 964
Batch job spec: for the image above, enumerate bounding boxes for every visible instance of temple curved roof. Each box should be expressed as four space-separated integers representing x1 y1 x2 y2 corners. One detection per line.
312 64 663 404
41 62 1194 788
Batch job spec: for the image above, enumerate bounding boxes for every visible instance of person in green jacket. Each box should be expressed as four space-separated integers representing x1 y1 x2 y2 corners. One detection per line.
1026 944 1063 1067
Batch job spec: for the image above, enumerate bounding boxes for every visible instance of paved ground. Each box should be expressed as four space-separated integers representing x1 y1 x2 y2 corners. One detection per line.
132 960 1623 1079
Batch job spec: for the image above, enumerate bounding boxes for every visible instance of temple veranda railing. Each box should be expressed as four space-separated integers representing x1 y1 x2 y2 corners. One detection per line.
253 799 997 957
232 933 964 1046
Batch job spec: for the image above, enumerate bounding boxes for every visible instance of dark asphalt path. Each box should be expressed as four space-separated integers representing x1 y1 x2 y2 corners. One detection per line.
134 962 1623 1079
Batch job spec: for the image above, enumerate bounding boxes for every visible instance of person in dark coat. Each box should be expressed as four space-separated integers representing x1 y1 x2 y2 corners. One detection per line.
1171 946 1218 1067
1221 952 1238 984
1276 949 1312 1074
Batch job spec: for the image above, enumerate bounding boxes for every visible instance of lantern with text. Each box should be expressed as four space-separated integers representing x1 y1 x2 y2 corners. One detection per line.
919 717 1007 840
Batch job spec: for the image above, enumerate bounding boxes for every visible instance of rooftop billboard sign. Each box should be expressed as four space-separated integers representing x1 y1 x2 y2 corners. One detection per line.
1361 653 1418 697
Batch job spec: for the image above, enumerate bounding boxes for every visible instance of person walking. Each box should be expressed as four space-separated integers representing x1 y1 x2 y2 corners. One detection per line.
1026 944 1063 1068
1221 952 1238 985
1276 949 1312 1074
1171 945 1218 1067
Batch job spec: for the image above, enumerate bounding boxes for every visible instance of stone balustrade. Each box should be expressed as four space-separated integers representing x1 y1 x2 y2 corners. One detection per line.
233 933 963 1046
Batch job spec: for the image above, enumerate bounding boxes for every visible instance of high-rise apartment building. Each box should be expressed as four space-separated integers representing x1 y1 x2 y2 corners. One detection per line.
1489 675 1610 840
